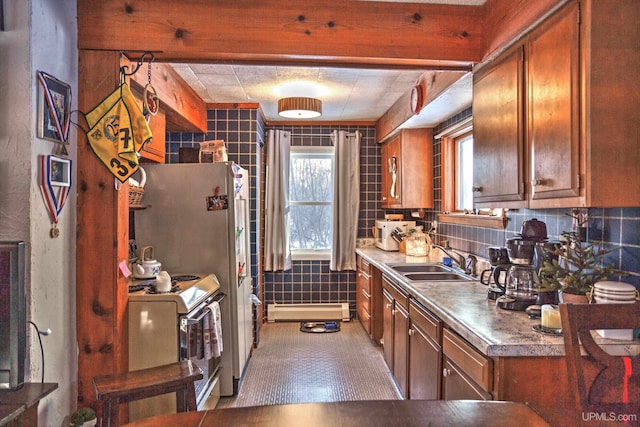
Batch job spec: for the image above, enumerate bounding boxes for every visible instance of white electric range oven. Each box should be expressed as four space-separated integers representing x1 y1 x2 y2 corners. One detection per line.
128 273 225 422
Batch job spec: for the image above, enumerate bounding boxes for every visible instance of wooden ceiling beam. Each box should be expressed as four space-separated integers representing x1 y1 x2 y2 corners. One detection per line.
78 0 483 68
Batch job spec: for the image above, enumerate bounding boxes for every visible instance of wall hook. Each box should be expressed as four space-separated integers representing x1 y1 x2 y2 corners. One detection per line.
120 51 155 77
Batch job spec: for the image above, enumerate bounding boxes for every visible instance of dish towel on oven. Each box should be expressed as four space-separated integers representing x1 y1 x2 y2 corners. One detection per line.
203 301 223 359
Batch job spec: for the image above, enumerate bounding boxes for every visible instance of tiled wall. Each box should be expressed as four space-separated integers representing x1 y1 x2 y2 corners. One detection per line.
262 125 377 313
423 107 640 287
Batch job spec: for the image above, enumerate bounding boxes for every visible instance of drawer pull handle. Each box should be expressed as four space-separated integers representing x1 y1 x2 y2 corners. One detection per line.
472 186 482 193
386 303 392 309
443 368 452 377
392 309 397 315
408 329 415 336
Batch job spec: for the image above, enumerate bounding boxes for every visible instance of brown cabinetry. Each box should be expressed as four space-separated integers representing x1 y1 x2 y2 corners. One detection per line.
381 275 409 398
356 255 382 343
380 129 433 209
408 300 442 400
442 329 492 401
473 0 640 208
472 46 525 207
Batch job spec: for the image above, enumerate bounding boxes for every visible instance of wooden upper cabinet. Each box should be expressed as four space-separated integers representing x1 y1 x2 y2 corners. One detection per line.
472 46 525 207
473 0 640 209
527 1 580 203
380 128 433 209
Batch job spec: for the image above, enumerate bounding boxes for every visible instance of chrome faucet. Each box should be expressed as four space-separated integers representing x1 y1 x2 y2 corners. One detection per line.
432 242 477 276
432 243 465 270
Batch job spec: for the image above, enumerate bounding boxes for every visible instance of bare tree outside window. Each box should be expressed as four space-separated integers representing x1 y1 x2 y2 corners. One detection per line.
289 149 334 251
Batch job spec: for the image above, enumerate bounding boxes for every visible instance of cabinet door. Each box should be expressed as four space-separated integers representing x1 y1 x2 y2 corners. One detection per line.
528 2 580 202
473 47 525 206
442 358 492 400
382 288 394 371
409 301 442 400
381 135 402 208
393 303 409 399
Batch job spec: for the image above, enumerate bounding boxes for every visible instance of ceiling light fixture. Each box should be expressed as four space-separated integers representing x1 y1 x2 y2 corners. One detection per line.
278 97 322 119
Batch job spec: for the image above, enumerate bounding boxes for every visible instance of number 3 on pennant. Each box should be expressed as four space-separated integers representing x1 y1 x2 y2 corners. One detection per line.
110 158 129 177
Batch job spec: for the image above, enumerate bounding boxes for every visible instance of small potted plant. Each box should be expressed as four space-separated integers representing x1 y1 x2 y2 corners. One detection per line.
69 407 97 427
539 230 621 303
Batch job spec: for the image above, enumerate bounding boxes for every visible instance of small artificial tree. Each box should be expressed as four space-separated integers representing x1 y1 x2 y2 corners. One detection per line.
539 229 621 296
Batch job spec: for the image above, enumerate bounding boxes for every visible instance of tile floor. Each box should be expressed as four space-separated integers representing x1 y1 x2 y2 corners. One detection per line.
216 321 401 408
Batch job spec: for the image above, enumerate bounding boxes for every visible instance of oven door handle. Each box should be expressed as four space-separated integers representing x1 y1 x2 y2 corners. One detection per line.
180 293 226 329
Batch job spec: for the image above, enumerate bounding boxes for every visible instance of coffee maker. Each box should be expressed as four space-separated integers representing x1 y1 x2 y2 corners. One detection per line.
495 219 547 311
481 247 510 300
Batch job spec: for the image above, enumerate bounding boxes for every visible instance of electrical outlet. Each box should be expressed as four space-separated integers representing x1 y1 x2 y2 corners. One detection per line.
432 220 438 233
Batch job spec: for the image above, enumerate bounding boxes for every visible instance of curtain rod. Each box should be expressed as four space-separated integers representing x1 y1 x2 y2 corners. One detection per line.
290 133 332 137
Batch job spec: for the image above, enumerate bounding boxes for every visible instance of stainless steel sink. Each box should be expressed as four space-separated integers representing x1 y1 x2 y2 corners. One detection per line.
403 272 473 281
391 264 451 273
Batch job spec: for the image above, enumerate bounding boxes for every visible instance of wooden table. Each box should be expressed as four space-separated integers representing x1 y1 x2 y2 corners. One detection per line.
123 400 550 426
0 383 58 426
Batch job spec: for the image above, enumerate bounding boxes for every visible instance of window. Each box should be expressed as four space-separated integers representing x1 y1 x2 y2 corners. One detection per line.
440 118 506 228
289 146 334 258
455 132 474 212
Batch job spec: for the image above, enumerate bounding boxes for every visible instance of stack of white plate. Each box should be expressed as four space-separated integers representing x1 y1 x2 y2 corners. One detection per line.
593 281 638 340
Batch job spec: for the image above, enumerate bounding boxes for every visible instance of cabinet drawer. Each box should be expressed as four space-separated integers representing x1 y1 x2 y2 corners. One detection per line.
442 329 492 392
382 275 409 311
409 300 441 343
357 305 371 334
360 288 371 312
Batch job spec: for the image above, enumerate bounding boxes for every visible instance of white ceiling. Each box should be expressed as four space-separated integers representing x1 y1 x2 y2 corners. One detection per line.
169 0 480 126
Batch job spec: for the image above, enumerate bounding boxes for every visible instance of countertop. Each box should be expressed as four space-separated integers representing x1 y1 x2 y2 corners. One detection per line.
356 247 639 358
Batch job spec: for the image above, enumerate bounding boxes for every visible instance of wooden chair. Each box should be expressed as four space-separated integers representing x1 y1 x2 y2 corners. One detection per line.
92 360 203 427
559 303 640 414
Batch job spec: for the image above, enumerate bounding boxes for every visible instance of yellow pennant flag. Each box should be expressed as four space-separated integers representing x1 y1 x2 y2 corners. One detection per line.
84 83 152 182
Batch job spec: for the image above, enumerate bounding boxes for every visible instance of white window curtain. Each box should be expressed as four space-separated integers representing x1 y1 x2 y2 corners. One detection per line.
330 130 360 271
264 129 292 271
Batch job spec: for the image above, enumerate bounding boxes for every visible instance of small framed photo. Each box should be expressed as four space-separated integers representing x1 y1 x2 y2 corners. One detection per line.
49 156 71 187
37 72 71 143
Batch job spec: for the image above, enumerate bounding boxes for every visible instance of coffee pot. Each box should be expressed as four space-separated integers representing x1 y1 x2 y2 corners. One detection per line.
495 264 540 310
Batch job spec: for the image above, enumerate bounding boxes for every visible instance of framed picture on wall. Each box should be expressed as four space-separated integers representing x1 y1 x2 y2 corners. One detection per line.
49 155 71 187
37 71 71 143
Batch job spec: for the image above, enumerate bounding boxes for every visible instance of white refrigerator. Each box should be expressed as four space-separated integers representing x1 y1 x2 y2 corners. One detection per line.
134 161 253 396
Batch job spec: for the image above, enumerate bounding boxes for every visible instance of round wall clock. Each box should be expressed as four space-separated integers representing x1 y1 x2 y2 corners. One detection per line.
410 85 423 114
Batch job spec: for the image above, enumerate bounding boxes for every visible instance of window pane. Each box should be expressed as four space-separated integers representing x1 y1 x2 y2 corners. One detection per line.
289 204 332 250
289 149 334 252
456 135 474 211
290 155 332 202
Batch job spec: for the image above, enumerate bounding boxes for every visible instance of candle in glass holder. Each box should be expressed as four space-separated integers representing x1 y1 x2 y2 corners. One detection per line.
541 304 561 330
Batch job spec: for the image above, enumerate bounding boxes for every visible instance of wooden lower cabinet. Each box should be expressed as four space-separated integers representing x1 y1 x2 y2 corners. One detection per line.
382 287 394 371
381 276 409 398
392 302 409 398
442 329 493 400
356 255 382 343
442 357 492 400
408 300 442 400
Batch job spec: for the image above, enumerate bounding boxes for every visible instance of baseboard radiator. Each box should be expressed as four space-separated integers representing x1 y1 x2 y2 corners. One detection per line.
267 303 350 323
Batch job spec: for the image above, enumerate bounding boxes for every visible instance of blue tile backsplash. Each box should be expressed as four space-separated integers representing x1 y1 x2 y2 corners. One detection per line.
166 105 639 321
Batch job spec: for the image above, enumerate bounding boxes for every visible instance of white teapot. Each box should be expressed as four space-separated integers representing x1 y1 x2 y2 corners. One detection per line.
132 246 162 279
